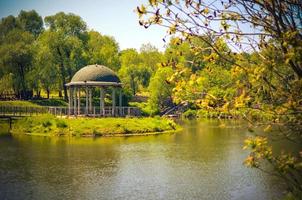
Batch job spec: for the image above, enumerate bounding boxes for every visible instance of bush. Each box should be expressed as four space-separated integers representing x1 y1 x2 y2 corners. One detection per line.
31 99 68 107
56 120 67 128
42 120 52 127
182 109 197 119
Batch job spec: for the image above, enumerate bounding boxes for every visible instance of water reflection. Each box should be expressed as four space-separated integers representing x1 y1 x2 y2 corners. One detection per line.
0 119 285 200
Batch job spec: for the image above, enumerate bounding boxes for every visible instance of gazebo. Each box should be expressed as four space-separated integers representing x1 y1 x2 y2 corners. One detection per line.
65 64 126 117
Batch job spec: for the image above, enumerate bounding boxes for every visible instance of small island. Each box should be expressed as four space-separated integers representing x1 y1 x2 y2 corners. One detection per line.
11 114 179 137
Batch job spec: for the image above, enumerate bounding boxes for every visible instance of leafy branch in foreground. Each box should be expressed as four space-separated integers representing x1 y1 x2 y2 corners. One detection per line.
137 0 302 196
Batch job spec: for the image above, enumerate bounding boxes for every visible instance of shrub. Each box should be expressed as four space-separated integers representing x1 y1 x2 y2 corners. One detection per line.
42 120 52 127
182 109 197 119
56 120 67 128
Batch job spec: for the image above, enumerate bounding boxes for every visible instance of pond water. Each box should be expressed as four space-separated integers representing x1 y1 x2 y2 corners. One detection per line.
0 119 286 200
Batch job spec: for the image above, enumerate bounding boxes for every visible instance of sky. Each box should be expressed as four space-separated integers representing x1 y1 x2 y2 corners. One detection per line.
0 0 167 51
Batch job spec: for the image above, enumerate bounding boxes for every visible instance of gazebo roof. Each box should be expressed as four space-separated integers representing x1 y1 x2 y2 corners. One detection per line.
66 64 122 87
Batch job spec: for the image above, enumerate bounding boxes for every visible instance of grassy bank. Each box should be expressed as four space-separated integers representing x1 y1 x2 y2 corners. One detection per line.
0 99 68 107
0 100 41 107
11 115 180 137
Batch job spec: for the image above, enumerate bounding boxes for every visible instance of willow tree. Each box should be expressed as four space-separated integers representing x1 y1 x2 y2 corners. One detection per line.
137 0 302 196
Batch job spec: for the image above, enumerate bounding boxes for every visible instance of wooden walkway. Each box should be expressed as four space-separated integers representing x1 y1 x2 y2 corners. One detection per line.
0 106 141 118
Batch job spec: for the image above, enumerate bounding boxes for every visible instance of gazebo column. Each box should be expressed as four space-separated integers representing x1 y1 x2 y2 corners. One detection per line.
89 88 92 113
73 87 77 116
119 89 122 116
112 87 116 116
85 86 88 116
78 88 81 115
68 87 73 116
100 87 104 116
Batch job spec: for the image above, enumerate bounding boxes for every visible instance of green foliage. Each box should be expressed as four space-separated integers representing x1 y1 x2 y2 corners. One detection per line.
0 15 19 41
87 31 120 71
44 12 87 39
148 67 174 114
118 48 142 95
182 109 197 119
56 120 68 128
30 99 68 107
42 120 52 127
0 73 14 96
118 45 164 96
0 29 34 98
18 10 44 37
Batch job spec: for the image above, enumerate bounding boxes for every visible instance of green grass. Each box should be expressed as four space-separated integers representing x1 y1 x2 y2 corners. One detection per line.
0 100 41 107
11 114 180 137
0 99 68 107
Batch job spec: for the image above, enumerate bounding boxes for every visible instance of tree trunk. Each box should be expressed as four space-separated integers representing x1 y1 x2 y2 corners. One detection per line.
47 89 50 99
56 47 68 101
36 90 41 98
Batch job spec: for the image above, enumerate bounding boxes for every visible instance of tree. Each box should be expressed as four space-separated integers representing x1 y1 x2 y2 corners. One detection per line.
0 15 19 42
45 12 88 40
44 12 88 100
32 31 60 98
118 48 142 95
87 31 120 71
140 43 163 72
0 10 44 98
18 10 44 37
139 43 164 87
0 29 34 98
148 67 174 114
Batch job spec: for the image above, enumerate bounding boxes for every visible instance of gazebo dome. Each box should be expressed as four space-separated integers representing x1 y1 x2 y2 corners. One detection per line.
66 64 121 87
71 64 120 83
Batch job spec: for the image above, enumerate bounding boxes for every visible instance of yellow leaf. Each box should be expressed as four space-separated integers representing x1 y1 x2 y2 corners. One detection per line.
203 8 209 15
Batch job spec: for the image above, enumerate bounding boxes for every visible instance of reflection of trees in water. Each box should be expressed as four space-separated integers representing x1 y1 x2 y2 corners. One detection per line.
2 136 122 199
0 136 38 199
164 120 283 199
1 123 286 199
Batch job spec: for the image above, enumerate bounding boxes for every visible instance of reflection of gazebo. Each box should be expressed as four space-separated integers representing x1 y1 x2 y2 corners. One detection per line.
65 64 125 117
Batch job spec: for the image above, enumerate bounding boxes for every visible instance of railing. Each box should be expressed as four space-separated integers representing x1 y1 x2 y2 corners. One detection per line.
65 106 141 117
0 106 49 116
0 106 141 117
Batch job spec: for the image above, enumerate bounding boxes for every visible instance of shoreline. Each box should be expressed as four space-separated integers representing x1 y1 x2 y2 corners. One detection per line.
17 128 182 138
10 114 181 138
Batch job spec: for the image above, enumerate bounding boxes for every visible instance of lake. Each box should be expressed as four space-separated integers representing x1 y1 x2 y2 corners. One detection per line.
0 119 286 200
